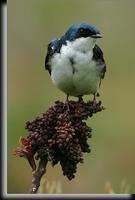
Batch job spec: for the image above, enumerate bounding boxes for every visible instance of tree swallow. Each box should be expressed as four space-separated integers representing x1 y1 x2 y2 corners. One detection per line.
45 22 106 103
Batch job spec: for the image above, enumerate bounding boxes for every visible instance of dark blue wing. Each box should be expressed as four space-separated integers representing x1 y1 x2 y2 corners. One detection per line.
93 44 106 79
45 38 60 75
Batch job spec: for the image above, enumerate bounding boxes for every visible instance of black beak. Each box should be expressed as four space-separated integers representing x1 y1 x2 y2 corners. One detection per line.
91 33 102 38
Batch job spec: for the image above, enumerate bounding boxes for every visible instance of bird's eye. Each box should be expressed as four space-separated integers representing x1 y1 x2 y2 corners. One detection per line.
78 28 85 33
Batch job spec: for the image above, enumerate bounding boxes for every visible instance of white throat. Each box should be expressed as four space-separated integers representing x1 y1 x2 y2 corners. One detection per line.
51 36 100 97
66 37 96 52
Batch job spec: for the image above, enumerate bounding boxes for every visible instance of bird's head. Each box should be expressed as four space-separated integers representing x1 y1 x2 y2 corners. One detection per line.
62 22 102 51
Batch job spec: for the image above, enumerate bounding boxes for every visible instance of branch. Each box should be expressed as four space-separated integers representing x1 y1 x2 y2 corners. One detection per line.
29 157 48 194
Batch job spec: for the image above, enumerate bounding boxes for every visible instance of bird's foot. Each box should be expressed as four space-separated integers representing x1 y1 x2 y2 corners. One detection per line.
64 100 70 112
92 95 97 108
63 94 70 112
78 95 83 102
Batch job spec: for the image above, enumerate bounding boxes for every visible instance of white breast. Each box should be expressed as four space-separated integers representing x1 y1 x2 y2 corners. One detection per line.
51 37 100 96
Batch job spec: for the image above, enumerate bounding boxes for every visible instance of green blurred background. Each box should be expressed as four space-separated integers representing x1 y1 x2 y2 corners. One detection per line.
8 0 135 194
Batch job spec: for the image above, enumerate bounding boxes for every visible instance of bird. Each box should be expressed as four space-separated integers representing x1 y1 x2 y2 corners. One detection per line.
45 22 106 105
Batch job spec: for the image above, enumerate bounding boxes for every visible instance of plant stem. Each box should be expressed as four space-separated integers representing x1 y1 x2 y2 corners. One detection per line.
29 157 48 194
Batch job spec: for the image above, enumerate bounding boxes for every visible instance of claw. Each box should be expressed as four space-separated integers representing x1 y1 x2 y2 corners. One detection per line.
78 95 83 102
92 94 97 107
63 94 70 112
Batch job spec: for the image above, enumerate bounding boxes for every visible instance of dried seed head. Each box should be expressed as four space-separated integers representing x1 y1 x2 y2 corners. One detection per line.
15 100 104 180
